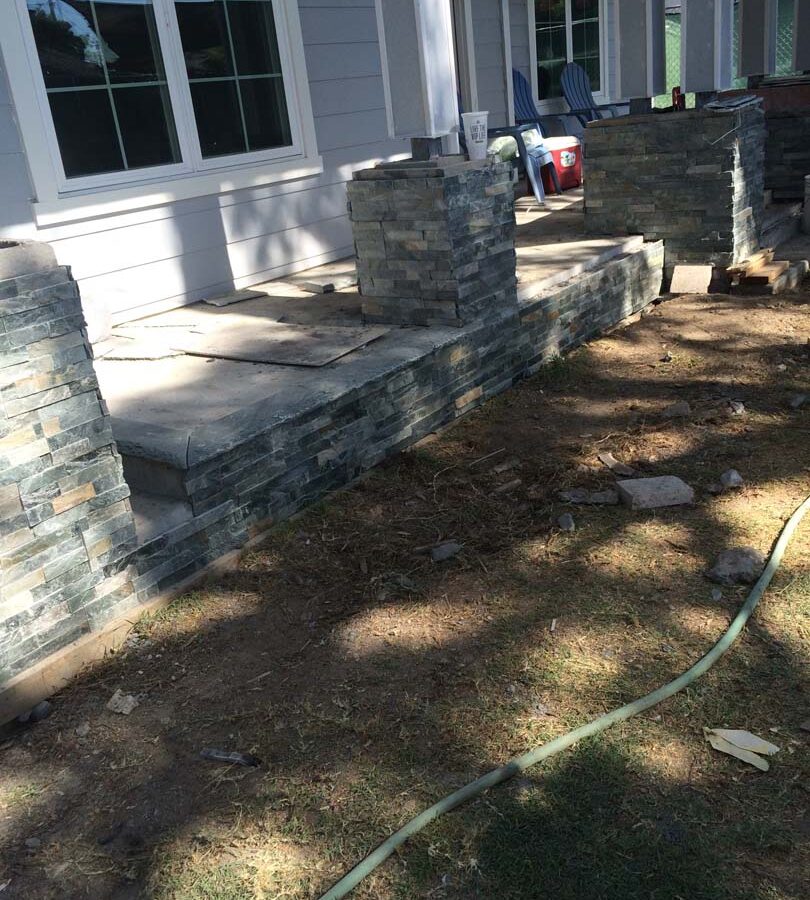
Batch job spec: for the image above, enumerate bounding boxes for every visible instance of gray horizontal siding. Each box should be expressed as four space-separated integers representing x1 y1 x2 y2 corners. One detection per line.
471 0 510 127
510 0 531 83
0 1 408 323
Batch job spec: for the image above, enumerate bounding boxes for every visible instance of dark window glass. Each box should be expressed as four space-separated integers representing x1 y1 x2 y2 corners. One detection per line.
174 0 232 77
47 88 123 176
175 0 293 158
27 0 180 178
28 1 105 88
115 85 180 168
228 0 282 75
241 76 291 150
190 80 246 157
535 0 601 99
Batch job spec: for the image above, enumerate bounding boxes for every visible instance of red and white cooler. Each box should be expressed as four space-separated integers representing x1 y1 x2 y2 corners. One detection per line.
540 136 582 193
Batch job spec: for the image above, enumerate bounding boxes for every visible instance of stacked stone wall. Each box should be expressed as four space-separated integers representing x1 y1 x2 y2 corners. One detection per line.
348 159 517 327
0 258 137 682
584 102 766 267
765 108 810 200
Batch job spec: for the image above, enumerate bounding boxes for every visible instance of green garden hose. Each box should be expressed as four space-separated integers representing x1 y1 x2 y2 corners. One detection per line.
319 493 810 900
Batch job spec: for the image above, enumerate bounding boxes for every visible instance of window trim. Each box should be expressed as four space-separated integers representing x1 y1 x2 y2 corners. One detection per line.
0 0 322 225
528 0 609 113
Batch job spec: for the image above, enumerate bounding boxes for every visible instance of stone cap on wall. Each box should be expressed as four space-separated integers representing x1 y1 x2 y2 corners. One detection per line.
586 96 763 129
0 240 58 283
353 157 509 180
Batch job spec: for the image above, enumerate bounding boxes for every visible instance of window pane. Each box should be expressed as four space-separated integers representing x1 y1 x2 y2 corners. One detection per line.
572 19 600 92
240 76 291 150
27 0 181 178
537 24 567 62
535 0 566 26
573 0 599 20
28 1 105 88
47 88 123 176
174 0 232 77
190 80 246 157
227 0 282 75
114 85 180 168
538 59 565 100
93 0 166 82
175 0 293 159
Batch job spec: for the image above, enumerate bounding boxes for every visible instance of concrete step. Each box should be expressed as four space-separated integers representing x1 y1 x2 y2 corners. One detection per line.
760 201 803 250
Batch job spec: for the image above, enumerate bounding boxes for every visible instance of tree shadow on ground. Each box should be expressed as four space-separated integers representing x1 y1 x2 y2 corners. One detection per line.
0 290 808 900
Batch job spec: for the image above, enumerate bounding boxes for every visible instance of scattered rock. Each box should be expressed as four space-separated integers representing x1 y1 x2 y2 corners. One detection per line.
431 541 462 562
24 838 41 850
725 400 746 416
75 722 91 738
661 400 692 419
200 748 262 767
16 700 52 725
492 478 522 495
719 469 744 490
660 351 673 363
558 488 618 505
530 701 554 718
106 690 139 716
669 264 713 295
597 451 635 477
557 513 576 532
616 476 695 510
788 393 807 410
799 719 810 733
589 489 619 505
711 588 724 602
706 547 765 586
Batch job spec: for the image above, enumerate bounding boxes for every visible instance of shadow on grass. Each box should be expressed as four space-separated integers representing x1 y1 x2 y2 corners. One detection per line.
0 290 808 900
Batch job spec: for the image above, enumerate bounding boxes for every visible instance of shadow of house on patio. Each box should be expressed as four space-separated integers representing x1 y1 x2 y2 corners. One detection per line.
1 287 808 900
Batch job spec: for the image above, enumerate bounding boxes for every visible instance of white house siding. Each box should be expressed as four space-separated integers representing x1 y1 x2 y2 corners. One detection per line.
509 0 531 85
0 0 408 325
470 0 510 127
0 63 34 234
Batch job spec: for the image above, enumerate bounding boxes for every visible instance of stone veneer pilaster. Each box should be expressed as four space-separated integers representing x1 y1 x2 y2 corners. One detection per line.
347 157 517 327
0 244 137 681
584 100 766 268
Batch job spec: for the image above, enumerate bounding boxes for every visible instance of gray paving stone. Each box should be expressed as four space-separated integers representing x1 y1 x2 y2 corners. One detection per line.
616 476 695 510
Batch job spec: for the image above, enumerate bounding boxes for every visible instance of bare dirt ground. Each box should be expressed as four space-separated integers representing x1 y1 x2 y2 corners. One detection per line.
1 285 809 900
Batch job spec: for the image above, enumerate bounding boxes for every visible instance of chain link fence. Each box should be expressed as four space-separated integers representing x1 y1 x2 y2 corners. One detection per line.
654 0 796 109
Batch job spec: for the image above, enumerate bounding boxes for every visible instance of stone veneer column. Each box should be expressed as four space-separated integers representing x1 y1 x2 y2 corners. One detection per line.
584 100 766 269
347 158 517 327
1 242 137 682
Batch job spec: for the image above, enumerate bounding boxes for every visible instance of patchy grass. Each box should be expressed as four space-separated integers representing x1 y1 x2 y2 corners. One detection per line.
0 286 808 899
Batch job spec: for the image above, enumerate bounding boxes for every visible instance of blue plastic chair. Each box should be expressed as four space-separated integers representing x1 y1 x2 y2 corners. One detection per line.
513 68 546 128
560 62 626 125
458 95 560 205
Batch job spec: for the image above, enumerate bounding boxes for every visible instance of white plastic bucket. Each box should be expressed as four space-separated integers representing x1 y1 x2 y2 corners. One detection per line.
461 111 489 161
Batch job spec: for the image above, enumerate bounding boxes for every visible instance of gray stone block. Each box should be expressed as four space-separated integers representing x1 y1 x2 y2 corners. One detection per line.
616 476 695 510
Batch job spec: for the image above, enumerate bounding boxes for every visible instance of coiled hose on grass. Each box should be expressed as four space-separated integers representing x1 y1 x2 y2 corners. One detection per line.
318 494 810 900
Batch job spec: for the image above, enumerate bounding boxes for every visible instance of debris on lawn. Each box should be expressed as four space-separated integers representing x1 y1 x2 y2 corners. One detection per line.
597 451 635 476
787 393 807 410
492 478 523 495
725 400 747 416
709 469 745 494
75 722 90 738
616 476 695 510
557 513 576 532
661 400 692 419
431 541 462 562
711 588 724 602
557 488 619 505
799 719 810 733
706 547 765 585
106 690 140 716
24 837 41 851
704 728 780 772
199 749 262 767
16 700 52 725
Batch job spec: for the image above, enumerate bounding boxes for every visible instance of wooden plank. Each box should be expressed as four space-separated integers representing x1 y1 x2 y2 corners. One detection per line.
741 260 790 284
727 248 774 277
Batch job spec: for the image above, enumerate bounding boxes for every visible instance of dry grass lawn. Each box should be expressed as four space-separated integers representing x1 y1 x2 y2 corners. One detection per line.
1 285 809 900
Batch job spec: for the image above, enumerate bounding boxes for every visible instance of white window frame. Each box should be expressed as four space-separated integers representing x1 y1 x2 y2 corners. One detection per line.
528 0 609 113
0 0 322 226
